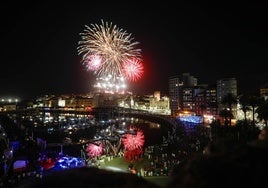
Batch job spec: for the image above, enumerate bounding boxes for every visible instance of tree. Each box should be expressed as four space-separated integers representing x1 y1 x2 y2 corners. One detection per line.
238 94 251 121
248 95 261 125
219 109 233 126
221 93 237 126
256 98 268 126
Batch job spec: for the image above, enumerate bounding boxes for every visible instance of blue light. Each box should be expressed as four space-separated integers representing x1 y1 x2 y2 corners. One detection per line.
177 115 202 124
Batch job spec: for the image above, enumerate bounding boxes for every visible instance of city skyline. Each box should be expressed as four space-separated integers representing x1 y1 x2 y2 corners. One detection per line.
1 1 267 99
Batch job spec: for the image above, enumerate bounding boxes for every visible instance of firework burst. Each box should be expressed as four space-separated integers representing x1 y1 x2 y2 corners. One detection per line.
84 54 102 71
121 129 145 151
78 20 143 92
122 58 144 81
86 142 103 158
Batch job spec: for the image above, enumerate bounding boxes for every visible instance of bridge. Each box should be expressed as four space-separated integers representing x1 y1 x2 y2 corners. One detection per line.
0 106 179 131
92 107 178 131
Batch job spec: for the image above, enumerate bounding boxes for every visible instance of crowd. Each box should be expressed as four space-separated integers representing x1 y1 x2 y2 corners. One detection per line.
8 126 266 188
167 126 268 188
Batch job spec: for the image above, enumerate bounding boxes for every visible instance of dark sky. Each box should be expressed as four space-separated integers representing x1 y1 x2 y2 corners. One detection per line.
1 1 267 100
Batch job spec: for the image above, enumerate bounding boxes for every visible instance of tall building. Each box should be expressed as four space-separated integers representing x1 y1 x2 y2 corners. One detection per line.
205 86 218 117
217 78 237 104
217 78 237 121
182 87 194 112
182 72 197 87
194 86 218 124
169 76 182 116
168 73 198 116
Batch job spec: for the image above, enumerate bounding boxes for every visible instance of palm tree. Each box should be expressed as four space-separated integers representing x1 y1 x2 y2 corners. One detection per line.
221 93 237 126
238 94 251 121
248 95 261 125
256 98 268 126
219 109 233 126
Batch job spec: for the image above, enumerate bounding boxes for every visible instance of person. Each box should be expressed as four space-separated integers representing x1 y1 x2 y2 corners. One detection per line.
16 166 161 188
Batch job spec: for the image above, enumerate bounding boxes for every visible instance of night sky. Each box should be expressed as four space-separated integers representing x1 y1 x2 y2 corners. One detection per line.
1 1 267 100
